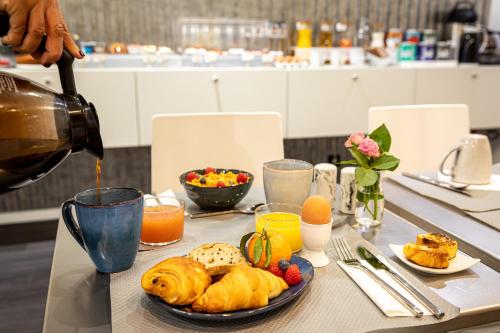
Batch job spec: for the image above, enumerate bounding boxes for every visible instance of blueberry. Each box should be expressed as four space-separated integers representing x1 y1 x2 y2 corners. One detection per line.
278 259 290 271
200 177 206 184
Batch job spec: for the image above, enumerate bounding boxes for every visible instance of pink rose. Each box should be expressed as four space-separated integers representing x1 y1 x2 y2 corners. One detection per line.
358 138 380 158
344 132 366 148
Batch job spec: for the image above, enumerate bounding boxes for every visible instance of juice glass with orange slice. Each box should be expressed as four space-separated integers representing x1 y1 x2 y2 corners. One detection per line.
141 198 185 246
255 203 302 252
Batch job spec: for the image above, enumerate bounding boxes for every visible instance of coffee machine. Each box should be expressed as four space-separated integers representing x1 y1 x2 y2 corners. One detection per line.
445 1 488 63
0 12 104 193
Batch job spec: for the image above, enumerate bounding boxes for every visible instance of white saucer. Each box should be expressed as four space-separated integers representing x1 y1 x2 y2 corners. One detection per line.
389 244 480 275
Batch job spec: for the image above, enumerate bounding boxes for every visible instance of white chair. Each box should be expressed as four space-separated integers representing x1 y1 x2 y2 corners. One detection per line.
152 112 284 193
368 104 470 173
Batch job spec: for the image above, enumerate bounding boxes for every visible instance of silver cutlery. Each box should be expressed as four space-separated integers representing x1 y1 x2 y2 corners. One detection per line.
402 172 471 197
332 237 424 318
357 246 445 319
189 203 264 219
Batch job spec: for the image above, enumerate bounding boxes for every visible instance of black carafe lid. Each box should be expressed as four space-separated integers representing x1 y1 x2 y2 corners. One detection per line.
0 11 103 159
447 1 478 24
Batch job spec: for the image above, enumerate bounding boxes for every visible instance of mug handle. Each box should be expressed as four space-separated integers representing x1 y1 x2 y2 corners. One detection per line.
62 199 86 251
439 145 461 176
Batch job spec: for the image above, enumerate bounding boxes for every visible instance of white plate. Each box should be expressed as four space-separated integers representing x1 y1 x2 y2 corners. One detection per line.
389 244 480 275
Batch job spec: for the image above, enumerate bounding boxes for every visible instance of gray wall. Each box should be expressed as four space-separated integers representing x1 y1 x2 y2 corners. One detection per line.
60 0 491 48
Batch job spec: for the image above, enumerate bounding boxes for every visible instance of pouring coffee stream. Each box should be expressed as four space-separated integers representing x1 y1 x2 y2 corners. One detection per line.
0 12 104 193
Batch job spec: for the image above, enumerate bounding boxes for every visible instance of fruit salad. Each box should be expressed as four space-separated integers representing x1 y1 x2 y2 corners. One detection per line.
185 168 250 188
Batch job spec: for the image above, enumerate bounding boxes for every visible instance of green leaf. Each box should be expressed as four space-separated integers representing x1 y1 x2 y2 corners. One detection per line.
372 154 400 171
349 147 370 168
369 124 391 152
355 167 379 187
240 232 255 258
357 190 384 202
338 159 359 166
264 237 272 267
253 237 263 264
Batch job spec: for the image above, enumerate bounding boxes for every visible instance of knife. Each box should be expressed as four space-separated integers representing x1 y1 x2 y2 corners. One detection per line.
402 172 472 197
358 246 445 319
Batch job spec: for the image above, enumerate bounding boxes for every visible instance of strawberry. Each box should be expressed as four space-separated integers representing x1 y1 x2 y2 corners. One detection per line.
284 264 302 286
267 263 284 278
186 171 199 182
236 173 248 184
216 181 226 188
204 167 216 175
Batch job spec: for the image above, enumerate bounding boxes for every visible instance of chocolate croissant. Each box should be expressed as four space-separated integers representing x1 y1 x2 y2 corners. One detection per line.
192 264 288 313
141 257 211 305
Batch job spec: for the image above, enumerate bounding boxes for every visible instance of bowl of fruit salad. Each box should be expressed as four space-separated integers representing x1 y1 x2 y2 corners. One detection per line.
180 167 254 211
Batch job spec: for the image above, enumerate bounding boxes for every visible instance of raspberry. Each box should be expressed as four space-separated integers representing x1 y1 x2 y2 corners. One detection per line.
267 263 284 278
284 264 302 286
278 259 290 271
216 181 226 188
204 167 216 175
186 172 198 182
236 173 248 184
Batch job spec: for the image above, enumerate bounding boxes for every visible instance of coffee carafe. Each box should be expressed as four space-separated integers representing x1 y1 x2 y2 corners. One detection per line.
0 12 103 193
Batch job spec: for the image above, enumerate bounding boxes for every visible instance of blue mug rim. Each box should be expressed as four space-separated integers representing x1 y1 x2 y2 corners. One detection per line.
74 187 143 208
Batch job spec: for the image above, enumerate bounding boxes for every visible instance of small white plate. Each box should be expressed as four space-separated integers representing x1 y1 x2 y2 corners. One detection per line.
389 244 480 275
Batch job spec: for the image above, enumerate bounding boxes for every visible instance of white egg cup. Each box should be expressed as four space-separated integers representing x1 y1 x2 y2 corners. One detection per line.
299 218 333 268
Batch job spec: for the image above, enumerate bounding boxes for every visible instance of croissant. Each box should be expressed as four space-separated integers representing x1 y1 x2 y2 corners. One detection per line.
192 264 288 313
403 243 449 269
141 257 211 305
416 233 458 259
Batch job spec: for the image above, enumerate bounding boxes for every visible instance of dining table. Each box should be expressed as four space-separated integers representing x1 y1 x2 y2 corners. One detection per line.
42 184 500 333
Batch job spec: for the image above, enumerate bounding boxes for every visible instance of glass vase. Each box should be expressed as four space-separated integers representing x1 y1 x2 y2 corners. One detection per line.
355 176 384 227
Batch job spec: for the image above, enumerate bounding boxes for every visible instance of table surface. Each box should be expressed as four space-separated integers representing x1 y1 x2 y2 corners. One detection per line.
43 189 500 333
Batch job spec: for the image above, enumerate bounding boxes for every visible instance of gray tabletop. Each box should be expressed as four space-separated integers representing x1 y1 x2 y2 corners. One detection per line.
43 189 500 333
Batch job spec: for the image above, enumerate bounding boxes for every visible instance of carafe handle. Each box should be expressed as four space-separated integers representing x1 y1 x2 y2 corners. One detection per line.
62 199 86 251
0 11 77 97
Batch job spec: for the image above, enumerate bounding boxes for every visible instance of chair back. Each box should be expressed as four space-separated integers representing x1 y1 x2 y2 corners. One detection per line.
368 104 470 173
152 112 284 193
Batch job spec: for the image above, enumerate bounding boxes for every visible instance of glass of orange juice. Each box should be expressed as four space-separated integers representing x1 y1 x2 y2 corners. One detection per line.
255 203 302 252
141 198 185 246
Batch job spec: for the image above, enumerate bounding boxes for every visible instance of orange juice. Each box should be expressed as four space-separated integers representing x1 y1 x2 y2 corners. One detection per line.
256 212 302 252
141 203 184 245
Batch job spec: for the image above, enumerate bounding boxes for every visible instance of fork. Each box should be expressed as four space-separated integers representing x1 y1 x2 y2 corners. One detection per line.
332 237 424 318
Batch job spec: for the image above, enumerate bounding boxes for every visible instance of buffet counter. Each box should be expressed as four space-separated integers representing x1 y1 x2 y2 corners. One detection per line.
4 64 500 148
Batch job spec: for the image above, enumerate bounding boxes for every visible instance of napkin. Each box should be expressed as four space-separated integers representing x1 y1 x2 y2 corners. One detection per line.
144 190 178 207
337 260 432 317
438 173 500 192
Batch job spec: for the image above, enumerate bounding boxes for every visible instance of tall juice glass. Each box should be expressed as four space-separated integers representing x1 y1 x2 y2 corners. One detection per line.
141 198 185 246
255 203 302 252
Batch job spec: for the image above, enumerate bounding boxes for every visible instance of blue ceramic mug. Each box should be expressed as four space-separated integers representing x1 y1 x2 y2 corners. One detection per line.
62 188 144 273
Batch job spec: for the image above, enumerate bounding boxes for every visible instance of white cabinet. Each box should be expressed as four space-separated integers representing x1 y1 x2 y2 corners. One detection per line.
215 69 287 130
5 67 61 91
415 67 481 128
136 69 287 145
136 70 216 145
477 67 500 129
74 70 139 148
288 68 416 138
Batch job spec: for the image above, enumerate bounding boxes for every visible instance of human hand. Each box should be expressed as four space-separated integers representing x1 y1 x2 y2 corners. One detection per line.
0 0 83 66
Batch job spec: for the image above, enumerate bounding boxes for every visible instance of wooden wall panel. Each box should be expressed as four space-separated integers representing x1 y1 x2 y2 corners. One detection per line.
59 0 491 48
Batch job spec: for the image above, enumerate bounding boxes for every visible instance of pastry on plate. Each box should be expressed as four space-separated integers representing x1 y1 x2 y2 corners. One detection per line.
187 242 248 276
403 243 449 269
141 257 211 305
416 233 458 259
192 264 289 313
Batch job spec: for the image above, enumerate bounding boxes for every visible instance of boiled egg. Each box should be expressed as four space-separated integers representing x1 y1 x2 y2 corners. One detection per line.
301 195 332 225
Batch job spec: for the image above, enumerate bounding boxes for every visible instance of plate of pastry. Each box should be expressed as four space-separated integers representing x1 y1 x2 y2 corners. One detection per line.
389 233 480 274
141 243 314 321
